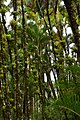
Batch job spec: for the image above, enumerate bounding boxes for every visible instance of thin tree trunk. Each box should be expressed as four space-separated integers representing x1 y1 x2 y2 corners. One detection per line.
12 0 21 119
0 17 3 119
21 0 30 119
63 0 80 62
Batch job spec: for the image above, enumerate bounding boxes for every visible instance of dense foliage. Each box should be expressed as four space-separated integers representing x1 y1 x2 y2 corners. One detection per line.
0 0 80 120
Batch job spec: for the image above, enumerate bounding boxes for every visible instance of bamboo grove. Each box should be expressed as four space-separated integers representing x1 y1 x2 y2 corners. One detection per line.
0 0 80 120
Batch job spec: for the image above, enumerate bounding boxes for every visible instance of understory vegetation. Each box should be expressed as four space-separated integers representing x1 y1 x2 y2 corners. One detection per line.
0 0 80 119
